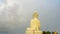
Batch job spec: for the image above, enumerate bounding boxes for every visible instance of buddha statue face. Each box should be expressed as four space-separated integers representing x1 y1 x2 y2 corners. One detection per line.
33 11 38 18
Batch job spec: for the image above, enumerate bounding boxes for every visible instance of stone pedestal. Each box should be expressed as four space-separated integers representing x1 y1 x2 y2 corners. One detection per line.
25 28 42 34
35 31 42 34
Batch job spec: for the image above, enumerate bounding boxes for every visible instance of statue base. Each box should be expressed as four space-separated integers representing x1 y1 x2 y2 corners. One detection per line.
25 28 42 34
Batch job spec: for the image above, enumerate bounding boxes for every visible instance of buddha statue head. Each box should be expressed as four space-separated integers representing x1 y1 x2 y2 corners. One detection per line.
33 10 38 18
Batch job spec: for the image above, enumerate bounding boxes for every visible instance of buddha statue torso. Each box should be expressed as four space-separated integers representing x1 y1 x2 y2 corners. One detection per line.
30 18 40 30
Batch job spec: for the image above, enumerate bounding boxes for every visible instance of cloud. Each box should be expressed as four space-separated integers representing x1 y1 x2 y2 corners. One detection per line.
0 0 21 32
0 1 26 34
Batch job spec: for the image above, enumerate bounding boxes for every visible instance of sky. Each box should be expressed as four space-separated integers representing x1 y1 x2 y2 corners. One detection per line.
0 0 60 34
